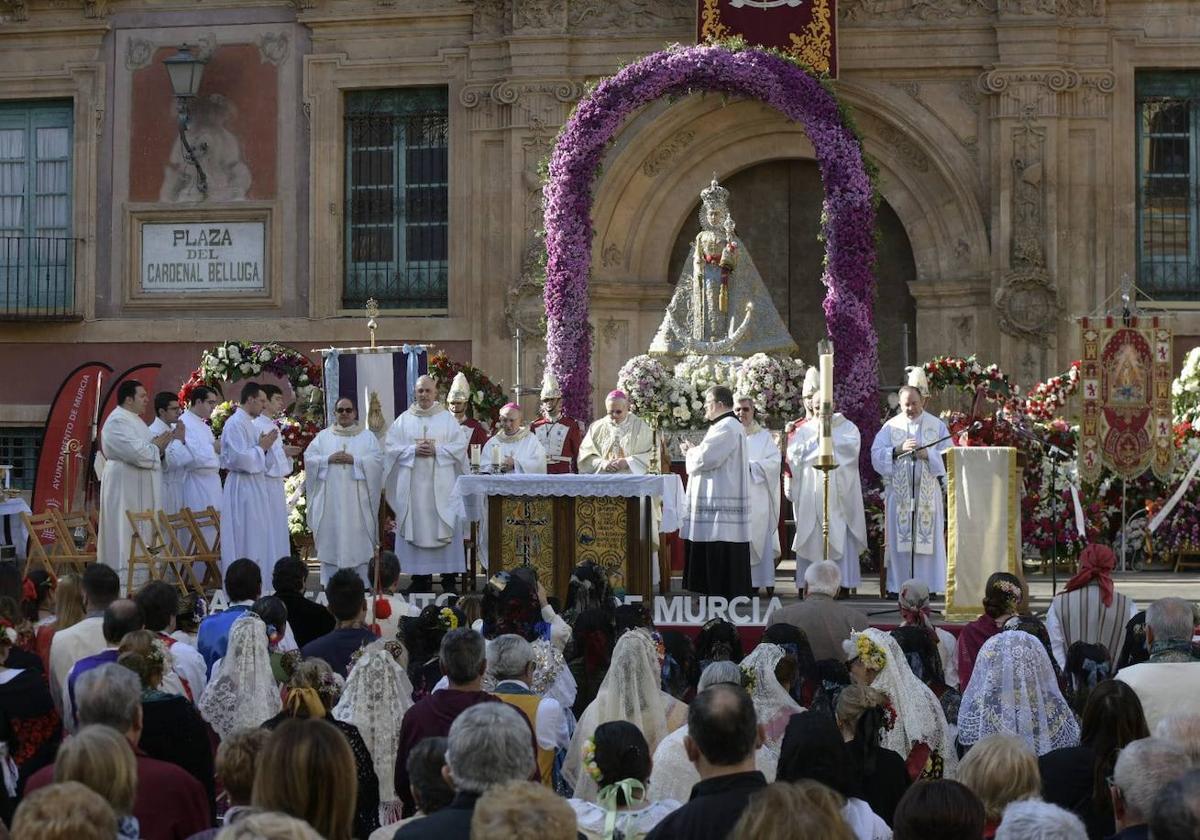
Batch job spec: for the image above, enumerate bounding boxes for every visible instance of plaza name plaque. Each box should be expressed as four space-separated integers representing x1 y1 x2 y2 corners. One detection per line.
140 221 266 293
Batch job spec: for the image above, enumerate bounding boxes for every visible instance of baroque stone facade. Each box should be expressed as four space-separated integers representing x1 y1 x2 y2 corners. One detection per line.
0 0 1198 425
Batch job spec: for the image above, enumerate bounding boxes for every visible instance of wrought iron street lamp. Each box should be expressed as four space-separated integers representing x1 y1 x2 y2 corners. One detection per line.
163 44 209 196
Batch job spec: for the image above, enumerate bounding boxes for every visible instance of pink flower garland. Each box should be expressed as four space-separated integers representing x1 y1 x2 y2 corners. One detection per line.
542 43 880 473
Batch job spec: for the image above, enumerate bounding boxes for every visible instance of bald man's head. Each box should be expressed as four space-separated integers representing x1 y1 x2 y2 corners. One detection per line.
414 375 438 409
102 599 144 645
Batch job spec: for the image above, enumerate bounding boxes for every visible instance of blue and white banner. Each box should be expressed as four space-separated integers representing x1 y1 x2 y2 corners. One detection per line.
320 345 428 435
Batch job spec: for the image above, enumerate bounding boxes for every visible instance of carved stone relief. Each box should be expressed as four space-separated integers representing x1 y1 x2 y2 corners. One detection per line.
125 38 155 70
568 0 692 31
879 124 931 174
601 242 623 269
514 0 564 31
1 0 28 21
465 0 510 34
83 0 108 18
978 67 1115 119
257 32 290 66
994 115 1060 344
641 129 696 178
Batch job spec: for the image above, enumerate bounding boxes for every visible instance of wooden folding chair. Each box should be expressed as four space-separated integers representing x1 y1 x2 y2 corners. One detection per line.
125 510 168 594
183 506 223 592
54 510 98 554
158 511 204 594
20 510 96 581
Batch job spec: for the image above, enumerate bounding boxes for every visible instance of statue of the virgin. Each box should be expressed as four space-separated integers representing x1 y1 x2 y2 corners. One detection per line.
649 178 797 359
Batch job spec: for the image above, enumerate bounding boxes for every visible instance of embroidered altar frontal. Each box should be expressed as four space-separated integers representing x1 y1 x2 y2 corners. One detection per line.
487 495 652 600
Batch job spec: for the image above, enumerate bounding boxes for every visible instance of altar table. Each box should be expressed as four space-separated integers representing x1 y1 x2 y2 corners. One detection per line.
451 474 685 600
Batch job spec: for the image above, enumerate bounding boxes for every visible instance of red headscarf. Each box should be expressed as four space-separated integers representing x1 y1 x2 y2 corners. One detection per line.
1064 543 1116 606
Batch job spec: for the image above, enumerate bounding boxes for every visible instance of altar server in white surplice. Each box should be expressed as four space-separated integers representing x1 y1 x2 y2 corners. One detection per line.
305 397 384 587
257 384 297 568
681 386 752 598
179 386 222 543
787 388 868 589
384 374 468 594
482 403 548 475
148 391 191 516
98 380 169 586
870 378 952 596
577 390 654 475
734 395 781 595
220 382 281 582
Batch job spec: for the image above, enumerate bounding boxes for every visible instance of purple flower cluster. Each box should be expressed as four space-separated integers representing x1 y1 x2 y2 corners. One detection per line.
542 43 880 472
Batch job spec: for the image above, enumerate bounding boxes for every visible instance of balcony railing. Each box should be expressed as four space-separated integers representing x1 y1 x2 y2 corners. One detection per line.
0 235 77 320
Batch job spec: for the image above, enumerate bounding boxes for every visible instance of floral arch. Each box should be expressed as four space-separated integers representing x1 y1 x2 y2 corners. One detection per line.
543 43 880 450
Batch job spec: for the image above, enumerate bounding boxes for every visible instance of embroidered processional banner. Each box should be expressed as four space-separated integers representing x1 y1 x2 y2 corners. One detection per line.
697 0 838 77
320 345 428 437
1078 316 1173 483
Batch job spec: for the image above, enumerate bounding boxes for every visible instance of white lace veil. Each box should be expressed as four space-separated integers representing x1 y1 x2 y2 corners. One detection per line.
198 613 281 739
958 630 1081 756
741 643 805 736
333 642 415 822
851 627 957 777
565 628 668 801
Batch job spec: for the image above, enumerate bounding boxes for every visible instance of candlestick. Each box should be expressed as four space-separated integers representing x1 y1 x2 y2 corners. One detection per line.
817 339 835 459
470 444 481 467
514 328 523 396
492 444 501 467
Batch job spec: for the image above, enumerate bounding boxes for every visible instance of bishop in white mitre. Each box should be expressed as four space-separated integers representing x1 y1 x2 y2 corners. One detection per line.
482 403 548 475
577 390 655 474
384 374 468 593
870 373 952 595
220 383 281 582
305 397 384 587
787 387 868 589
179 386 222 544
98 381 169 587
147 391 191 516
734 396 782 595
681 386 752 597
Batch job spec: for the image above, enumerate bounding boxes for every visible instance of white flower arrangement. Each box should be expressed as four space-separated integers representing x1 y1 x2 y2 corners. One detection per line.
733 353 807 426
285 471 309 537
1173 347 1200 424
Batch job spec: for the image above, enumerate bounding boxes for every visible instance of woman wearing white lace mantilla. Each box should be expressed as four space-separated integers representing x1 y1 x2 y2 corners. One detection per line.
564 628 687 801
957 630 1080 757
334 641 416 826
739 642 805 779
844 627 957 781
197 612 281 739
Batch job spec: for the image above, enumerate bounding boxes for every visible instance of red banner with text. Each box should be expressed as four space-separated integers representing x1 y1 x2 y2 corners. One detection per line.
30 362 112 540
698 0 838 77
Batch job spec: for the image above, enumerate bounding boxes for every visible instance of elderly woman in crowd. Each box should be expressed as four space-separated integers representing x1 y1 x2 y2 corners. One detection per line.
898 579 958 690
956 734 1041 838
958 631 1080 758
845 627 957 779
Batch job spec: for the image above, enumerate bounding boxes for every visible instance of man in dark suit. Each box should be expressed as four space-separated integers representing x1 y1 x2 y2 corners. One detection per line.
394 702 534 840
271 556 334 647
645 684 766 840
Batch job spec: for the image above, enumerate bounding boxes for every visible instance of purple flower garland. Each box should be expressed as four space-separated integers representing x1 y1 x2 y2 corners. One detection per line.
543 44 880 469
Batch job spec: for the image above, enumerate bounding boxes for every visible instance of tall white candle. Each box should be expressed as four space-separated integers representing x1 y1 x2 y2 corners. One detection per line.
492 443 501 466
470 444 481 467
818 344 834 459
93 370 103 426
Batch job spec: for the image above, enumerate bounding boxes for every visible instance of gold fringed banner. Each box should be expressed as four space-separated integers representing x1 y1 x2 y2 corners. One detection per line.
698 0 838 77
1079 316 1174 483
945 447 1021 623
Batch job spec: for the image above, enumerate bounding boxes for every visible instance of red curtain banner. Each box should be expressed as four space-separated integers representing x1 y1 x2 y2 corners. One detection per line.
697 0 838 77
30 362 113 539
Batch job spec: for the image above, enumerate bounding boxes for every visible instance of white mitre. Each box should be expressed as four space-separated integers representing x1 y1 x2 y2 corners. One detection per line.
904 365 930 397
802 366 820 397
448 371 471 403
541 370 562 400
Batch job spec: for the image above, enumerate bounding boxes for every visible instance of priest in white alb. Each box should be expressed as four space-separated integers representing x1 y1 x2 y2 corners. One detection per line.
179 386 222 542
577 390 654 474
482 403 547 475
305 397 384 587
734 395 782 596
870 371 952 596
98 380 171 588
681 385 752 597
787 386 868 590
384 374 468 594
220 382 281 583
257 384 297 567
148 391 191 516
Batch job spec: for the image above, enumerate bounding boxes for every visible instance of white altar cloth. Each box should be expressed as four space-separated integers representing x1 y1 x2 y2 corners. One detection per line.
451 473 686 534
0 498 31 561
